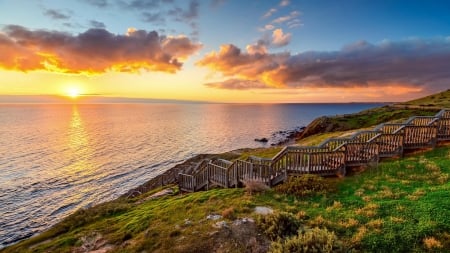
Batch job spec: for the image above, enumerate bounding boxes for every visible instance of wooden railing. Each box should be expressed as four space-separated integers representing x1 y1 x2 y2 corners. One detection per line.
178 109 450 192
369 133 403 157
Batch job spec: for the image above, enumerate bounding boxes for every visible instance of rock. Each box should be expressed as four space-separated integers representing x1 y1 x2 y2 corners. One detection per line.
254 206 273 215
184 219 192 226
213 221 228 229
232 217 255 226
149 188 174 199
254 138 269 143
206 214 222 220
208 230 220 237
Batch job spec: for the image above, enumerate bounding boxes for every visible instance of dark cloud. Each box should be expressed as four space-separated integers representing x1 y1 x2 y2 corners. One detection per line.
62 22 82 29
184 0 199 20
115 0 199 38
197 44 289 78
197 38 450 92
89 20 106 28
83 0 109 8
205 79 268 89
141 12 165 24
44 9 71 20
167 0 199 39
119 0 166 9
210 0 226 8
0 25 202 74
167 0 199 22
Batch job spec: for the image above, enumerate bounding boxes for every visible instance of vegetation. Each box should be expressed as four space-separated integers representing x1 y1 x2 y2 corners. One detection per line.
399 89 450 108
275 175 335 197
299 106 439 140
3 145 449 252
269 227 341 253
243 179 271 195
257 212 301 240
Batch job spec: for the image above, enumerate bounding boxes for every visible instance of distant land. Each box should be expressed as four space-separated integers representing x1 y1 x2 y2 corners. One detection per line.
0 95 208 104
0 95 391 104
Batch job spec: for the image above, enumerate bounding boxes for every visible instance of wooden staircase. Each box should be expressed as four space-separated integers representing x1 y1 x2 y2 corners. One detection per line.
178 109 450 192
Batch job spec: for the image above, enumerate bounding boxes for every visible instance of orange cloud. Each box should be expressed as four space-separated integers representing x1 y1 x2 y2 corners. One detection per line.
197 44 288 82
271 28 291 47
197 39 450 94
0 25 202 74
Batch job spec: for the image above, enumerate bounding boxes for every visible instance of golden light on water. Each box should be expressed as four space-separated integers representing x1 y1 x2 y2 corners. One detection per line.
68 106 90 172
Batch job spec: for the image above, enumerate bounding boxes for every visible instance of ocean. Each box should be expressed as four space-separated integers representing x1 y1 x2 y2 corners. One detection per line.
0 103 384 247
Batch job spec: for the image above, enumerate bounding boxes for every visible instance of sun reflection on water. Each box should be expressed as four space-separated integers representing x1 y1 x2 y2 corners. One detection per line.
66 106 95 193
69 106 88 151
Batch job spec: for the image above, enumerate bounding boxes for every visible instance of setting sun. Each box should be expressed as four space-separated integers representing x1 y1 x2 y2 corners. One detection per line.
67 87 81 98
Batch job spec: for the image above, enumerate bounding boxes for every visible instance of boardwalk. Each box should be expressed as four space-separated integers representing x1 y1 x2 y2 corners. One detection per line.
178 109 450 192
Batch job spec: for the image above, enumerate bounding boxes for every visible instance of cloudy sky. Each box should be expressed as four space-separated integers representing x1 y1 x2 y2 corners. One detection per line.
1 0 450 102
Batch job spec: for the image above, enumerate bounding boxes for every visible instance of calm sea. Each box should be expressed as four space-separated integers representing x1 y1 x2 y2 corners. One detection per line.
0 103 384 247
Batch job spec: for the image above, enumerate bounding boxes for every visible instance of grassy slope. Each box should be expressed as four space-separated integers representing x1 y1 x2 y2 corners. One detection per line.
298 89 450 139
298 106 439 140
398 89 450 108
3 146 449 252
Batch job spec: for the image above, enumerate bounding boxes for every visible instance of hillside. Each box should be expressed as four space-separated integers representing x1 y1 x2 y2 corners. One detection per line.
397 89 450 108
297 89 450 140
3 146 449 253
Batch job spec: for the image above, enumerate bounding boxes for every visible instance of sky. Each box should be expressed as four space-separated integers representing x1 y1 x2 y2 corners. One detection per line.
0 0 450 103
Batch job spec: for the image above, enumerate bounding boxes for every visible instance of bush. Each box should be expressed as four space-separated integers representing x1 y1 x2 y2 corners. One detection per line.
243 179 270 195
269 227 341 253
275 175 334 197
257 212 301 240
221 207 236 220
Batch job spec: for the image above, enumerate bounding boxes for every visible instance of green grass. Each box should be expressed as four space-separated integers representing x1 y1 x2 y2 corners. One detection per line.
399 89 450 108
299 106 439 141
237 147 283 160
296 129 357 146
4 146 449 252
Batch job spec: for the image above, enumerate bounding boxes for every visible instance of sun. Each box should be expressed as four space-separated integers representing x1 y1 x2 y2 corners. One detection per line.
67 87 81 98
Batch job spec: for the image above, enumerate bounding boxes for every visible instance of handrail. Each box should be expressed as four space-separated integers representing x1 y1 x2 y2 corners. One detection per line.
435 108 450 119
177 108 450 192
405 116 438 126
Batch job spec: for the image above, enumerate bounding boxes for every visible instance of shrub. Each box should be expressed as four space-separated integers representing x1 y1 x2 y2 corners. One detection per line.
257 212 301 240
275 175 334 197
269 227 341 253
221 207 236 220
423 236 443 250
243 179 270 195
